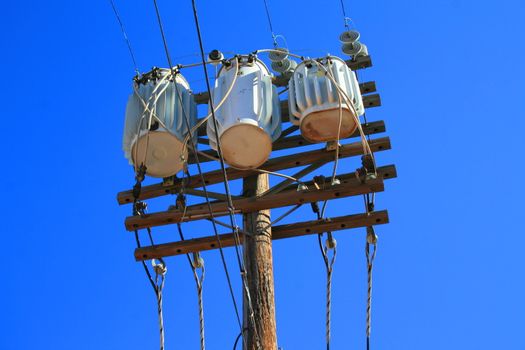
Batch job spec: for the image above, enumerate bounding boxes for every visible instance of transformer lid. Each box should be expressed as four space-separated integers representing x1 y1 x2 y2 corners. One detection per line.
219 123 272 170
131 131 187 178
300 108 357 143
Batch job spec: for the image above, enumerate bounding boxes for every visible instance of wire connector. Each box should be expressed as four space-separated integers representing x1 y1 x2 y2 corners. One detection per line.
325 236 337 250
192 252 205 269
176 193 187 210
357 154 377 182
310 201 321 214
366 226 378 245
313 175 327 190
152 259 167 276
297 183 308 191
326 141 340 151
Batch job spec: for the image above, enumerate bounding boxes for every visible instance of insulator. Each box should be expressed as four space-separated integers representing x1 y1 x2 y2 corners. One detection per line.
341 41 365 56
269 48 289 62
123 68 197 178
288 57 365 143
339 30 360 44
208 49 224 66
207 56 282 170
356 43 369 57
271 58 297 74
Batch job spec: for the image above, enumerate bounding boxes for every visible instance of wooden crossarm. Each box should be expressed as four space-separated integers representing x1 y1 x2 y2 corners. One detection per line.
117 136 391 205
190 120 386 164
134 210 388 260
124 176 385 231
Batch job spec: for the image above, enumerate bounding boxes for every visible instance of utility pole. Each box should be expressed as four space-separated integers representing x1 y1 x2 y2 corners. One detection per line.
242 173 278 350
117 54 392 350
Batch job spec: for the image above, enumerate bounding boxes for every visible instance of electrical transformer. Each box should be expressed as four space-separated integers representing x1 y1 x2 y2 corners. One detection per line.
207 56 281 170
288 57 364 142
123 68 197 178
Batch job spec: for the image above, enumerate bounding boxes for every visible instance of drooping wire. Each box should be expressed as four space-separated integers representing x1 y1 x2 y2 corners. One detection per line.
233 328 248 350
262 0 278 46
150 0 245 338
190 1 262 348
108 0 140 75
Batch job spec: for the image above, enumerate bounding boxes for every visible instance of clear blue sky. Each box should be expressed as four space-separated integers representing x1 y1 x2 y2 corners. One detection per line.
1 0 524 349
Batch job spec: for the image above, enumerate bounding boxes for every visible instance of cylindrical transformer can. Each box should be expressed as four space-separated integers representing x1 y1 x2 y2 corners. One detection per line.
288 57 364 143
207 57 281 170
123 69 197 178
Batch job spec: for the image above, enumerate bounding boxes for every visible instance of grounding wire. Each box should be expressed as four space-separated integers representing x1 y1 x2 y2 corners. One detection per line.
108 0 140 75
190 1 262 347
151 0 245 336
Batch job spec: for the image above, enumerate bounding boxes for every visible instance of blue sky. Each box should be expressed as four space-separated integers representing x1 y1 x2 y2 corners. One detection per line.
1 0 524 349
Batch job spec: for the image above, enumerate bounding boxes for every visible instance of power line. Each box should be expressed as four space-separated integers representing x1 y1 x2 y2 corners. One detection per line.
152 0 175 70
108 0 140 75
262 0 277 46
339 0 351 29
189 1 262 347
150 0 245 335
189 0 244 272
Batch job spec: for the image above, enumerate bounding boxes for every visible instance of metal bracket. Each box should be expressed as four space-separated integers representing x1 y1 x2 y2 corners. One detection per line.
162 176 176 187
325 141 340 151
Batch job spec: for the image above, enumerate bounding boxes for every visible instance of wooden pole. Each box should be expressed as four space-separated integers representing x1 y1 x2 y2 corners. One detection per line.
242 173 278 350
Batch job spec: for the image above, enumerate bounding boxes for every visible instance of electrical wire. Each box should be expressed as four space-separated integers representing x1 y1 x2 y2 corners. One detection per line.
151 0 245 338
312 203 337 350
190 149 308 189
190 1 262 347
365 233 377 350
261 0 277 46
180 59 240 158
132 190 167 350
339 0 351 29
177 224 206 350
233 329 247 350
108 0 140 75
